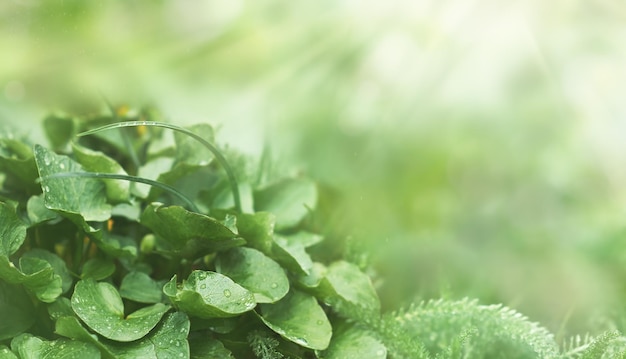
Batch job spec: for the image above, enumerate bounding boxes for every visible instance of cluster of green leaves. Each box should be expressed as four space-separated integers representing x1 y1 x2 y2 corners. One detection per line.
2 107 626 359
0 108 386 359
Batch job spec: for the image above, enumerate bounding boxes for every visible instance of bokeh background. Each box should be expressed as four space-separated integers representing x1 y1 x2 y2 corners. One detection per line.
2 0 626 341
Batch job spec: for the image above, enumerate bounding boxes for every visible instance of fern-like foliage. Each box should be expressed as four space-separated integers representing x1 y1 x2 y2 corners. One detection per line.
330 297 568 359
247 330 285 359
386 298 561 359
561 331 626 359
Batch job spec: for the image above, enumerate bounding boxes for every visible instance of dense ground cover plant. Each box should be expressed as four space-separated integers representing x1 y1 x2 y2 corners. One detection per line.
1 106 626 358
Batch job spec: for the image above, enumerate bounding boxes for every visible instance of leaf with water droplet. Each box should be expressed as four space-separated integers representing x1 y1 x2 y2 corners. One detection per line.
104 312 190 359
34 145 111 222
317 321 386 359
140 203 245 258
164 271 255 318
71 279 170 342
215 247 289 303
257 290 331 350
11 333 100 359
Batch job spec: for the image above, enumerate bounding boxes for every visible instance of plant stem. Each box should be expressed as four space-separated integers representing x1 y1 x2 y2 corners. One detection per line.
78 121 243 213
40 172 200 213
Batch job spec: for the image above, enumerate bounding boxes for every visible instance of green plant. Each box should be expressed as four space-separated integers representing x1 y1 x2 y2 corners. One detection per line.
1 107 626 359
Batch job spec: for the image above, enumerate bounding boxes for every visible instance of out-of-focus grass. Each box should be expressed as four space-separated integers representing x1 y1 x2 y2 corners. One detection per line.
2 0 626 339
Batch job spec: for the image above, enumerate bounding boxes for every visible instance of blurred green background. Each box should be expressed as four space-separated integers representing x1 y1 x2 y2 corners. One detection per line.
2 0 626 341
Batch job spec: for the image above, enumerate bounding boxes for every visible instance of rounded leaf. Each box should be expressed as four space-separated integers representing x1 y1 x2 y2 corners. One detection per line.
11 333 100 359
81 258 116 281
71 279 170 342
257 290 332 350
318 322 386 359
254 178 317 230
120 271 164 304
216 247 289 303
165 271 256 318
321 261 380 313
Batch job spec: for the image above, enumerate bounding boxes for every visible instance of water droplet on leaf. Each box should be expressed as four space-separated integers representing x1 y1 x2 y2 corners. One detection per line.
270 282 278 289
223 289 231 298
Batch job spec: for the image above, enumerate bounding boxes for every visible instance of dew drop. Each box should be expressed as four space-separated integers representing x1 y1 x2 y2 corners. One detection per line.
317 320 324 325
223 289 231 298
197 272 207 280
90 306 96 311
270 282 278 289
44 156 51 166
200 284 207 289
59 163 66 170
376 349 385 356
44 186 50 192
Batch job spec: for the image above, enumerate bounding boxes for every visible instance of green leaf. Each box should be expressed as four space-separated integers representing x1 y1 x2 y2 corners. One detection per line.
95 232 138 259
189 336 234 359
0 139 39 194
286 232 324 248
26 195 59 226
236 212 275 254
81 258 116 280
257 289 332 350
119 271 164 304
0 256 62 303
71 279 170 342
0 281 35 341
34 145 111 222
72 143 130 203
296 262 327 289
48 297 75 321
43 115 77 151
272 234 313 276
23 249 73 294
104 311 190 359
319 261 380 314
0 201 27 256
140 203 245 258
164 271 256 318
0 345 18 359
11 333 101 359
318 322 386 359
174 124 215 166
134 157 174 198
216 247 289 303
254 178 317 231
54 316 115 359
